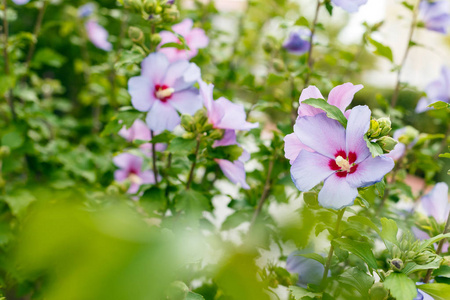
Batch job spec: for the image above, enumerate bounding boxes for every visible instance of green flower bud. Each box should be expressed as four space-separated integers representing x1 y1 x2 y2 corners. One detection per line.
367 119 381 138
151 33 162 45
163 6 179 22
262 40 274 53
398 126 419 145
389 258 404 272
181 114 195 131
182 132 196 139
193 109 208 127
154 4 163 14
377 136 398 153
414 251 435 265
400 238 409 251
369 282 389 300
0 146 11 158
166 281 188 300
377 117 392 136
273 59 285 72
392 245 401 258
128 26 145 43
124 0 143 12
106 185 120 195
143 0 155 13
209 129 224 140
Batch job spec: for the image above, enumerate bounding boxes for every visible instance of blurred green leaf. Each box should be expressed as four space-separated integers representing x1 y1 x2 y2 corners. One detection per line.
417 283 450 300
384 272 417 300
338 267 374 297
302 98 347 127
332 238 378 269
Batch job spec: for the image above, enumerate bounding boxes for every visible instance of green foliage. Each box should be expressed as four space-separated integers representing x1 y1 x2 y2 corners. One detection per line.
302 98 348 127
384 272 417 300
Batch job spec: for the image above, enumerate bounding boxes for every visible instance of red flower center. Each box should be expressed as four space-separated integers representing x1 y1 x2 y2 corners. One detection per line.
154 84 174 102
328 150 358 178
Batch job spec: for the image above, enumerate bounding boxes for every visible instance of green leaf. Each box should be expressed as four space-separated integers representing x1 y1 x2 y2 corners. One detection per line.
221 210 252 230
384 272 417 300
1 131 24 150
207 145 243 161
186 291 205 300
294 16 309 27
427 101 449 110
267 73 286 85
33 48 67 68
140 187 166 215
297 253 325 265
368 37 393 62
380 218 399 251
348 216 381 235
3 190 36 217
325 1 333 16
289 286 320 300
417 283 450 300
332 238 378 269
418 233 450 252
433 265 450 278
167 137 197 153
160 42 189 50
439 153 450 159
364 135 384 158
302 98 348 128
151 131 175 144
174 190 211 217
402 256 442 275
303 191 319 208
401 1 414 10
338 267 374 297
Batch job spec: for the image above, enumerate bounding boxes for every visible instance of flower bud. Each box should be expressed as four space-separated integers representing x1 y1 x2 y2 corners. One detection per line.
398 126 419 145
0 146 10 158
377 117 392 136
389 258 404 272
128 26 145 43
262 39 274 53
193 109 208 128
377 136 398 153
163 6 179 22
367 119 381 138
143 0 155 13
181 114 195 132
106 185 120 195
124 0 143 12
369 282 389 300
150 33 162 45
209 129 224 140
273 59 285 72
414 251 435 265
154 4 163 14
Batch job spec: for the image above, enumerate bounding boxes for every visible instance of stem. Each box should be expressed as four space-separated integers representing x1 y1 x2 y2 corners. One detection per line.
390 0 420 108
186 137 201 190
2 0 16 121
322 208 346 286
377 153 406 215
291 0 321 123
423 212 450 283
250 159 275 227
150 130 159 187
24 0 48 73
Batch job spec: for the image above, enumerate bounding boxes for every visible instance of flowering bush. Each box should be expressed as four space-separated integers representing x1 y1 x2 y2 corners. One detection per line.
1 0 450 299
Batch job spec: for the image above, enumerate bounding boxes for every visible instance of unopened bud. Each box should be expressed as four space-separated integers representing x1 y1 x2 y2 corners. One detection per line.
398 126 419 145
414 251 435 265
273 59 285 72
369 282 389 300
106 185 120 195
368 119 381 138
143 0 155 13
377 136 398 153
163 6 179 22
181 114 195 132
194 109 208 128
262 40 274 53
389 258 404 271
377 117 392 136
154 4 163 14
150 33 162 45
128 26 145 43
209 129 224 140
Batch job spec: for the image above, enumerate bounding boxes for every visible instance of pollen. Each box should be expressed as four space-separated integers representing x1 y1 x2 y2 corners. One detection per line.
335 156 351 172
128 173 142 185
155 86 175 100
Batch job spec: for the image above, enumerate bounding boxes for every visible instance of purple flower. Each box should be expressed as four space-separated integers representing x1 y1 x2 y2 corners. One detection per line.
416 66 450 113
85 20 112 51
113 153 158 194
414 283 434 300
213 130 250 189
12 0 30 5
158 19 209 62
331 0 368 13
420 182 449 224
79 3 95 18
199 80 258 131
419 0 450 34
128 52 202 132
284 83 363 164
283 30 311 56
286 251 329 287
289 105 394 209
119 119 167 154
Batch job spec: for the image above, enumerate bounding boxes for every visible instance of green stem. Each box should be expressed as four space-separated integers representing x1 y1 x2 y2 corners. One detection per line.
150 130 159 187
390 0 420 108
186 137 201 190
250 158 275 228
423 212 450 283
24 0 48 74
322 208 346 286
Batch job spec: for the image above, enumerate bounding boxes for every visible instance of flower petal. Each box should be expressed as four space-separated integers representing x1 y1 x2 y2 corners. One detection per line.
290 150 336 191
119 119 151 142
386 142 405 161
113 153 141 170
286 251 326 287
187 28 209 49
172 18 193 37
327 83 363 112
141 53 169 84
284 133 312 165
421 182 449 223
216 159 250 189
345 105 371 163
114 170 128 182
298 86 325 117
140 170 157 184
319 174 358 210
295 113 346 158
146 101 181 132
213 97 258 131
345 155 394 188
129 76 155 112
169 88 202 115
